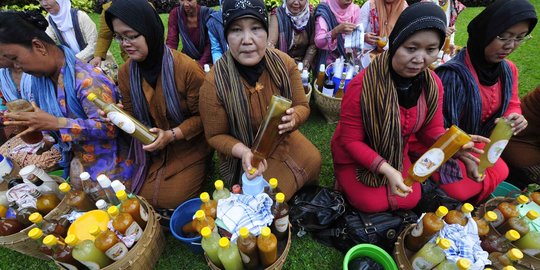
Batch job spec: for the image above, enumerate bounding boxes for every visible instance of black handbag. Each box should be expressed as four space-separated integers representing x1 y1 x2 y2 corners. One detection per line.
413 178 462 215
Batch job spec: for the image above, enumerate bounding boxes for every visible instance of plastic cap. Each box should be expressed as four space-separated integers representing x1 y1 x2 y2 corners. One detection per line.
95 199 107 210
461 203 474 214
200 227 212 238
507 248 523 261
64 234 78 246
108 206 120 217
19 165 36 178
96 174 112 188
28 228 43 240
219 237 230 248
319 64 325 72
437 238 451 250
261 226 271 237
200 192 210 203
516 195 529 204
435 206 449 218
485 211 498 222
89 225 101 236
526 210 539 220
110 180 125 193
29 212 43 224
276 193 285 203
249 168 256 174
502 267 516 270
204 64 210 73
116 190 128 201
87 92 97 101
214 180 224 190
456 258 471 270
505 229 521 241
301 70 309 78
269 178 278 189
195 210 205 221
80 172 90 181
297 62 303 71
239 227 249 238
43 235 58 247
59 183 71 193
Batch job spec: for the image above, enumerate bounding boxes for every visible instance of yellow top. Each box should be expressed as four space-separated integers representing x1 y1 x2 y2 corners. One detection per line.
108 206 120 218
87 92 98 101
59 183 71 193
516 195 529 204
435 206 449 218
437 238 451 250
28 228 43 240
461 203 474 214
485 211 498 222
195 210 205 221
219 237 230 248
507 248 523 261
261 226 271 237
214 180 224 191
116 190 128 201
64 234 79 246
89 225 102 236
43 235 58 247
29 212 43 224
269 178 278 189
526 210 539 220
456 258 471 270
249 168 256 174
0 205 7 218
239 227 249 238
505 230 521 241
201 227 212 238
276 193 285 203
502 267 516 270
200 192 210 203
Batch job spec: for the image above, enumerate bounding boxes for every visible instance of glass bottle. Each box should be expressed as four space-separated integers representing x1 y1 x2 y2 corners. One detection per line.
116 190 147 228
473 210 498 237
498 209 538 237
315 64 326 92
43 234 87 270
27 228 53 257
334 72 346 98
96 174 120 206
65 234 112 269
492 195 529 228
108 206 143 242
444 203 474 226
321 77 335 97
217 237 243 270
11 200 38 227
402 125 471 189
200 192 217 220
301 70 310 95
87 92 157 145
434 258 471 270
257 226 277 267
410 238 451 270
0 217 23 236
29 212 68 238
237 227 259 270
192 209 215 233
80 172 106 204
59 183 95 212
201 226 223 268
89 225 128 261
264 177 281 201
6 99 43 144
271 192 289 240
530 191 540 205
251 95 292 168
213 180 231 202
405 206 448 252
481 229 521 253
35 191 61 215
110 180 148 213
478 118 513 176
19 164 61 198
488 248 523 269
513 230 540 256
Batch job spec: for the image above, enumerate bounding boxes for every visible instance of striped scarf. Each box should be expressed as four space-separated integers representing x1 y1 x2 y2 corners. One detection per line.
276 6 314 53
177 5 213 60
357 51 439 187
214 49 292 186
314 3 345 68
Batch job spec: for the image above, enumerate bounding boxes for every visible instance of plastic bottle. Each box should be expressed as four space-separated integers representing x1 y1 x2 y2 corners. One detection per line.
217 237 244 270
237 227 259 270
95 199 108 211
315 64 326 92
110 180 148 213
97 174 121 206
321 77 335 97
301 69 310 95
271 192 289 240
405 206 448 252
530 191 540 205
0 217 23 236
89 225 129 261
65 234 112 269
116 190 147 228
11 200 38 227
334 72 346 98
513 230 540 256
27 228 53 257
473 211 498 237
213 180 231 202
502 267 516 270
481 229 521 253
410 238 451 270
444 203 474 226
257 226 277 267
492 195 529 228
19 164 62 198
200 192 217 219
59 183 95 212
434 258 471 270
478 118 513 176
43 234 88 270
192 209 215 233
201 226 223 268
498 209 538 237
29 212 68 238
488 248 523 269
264 178 281 201
80 172 106 204
108 206 143 241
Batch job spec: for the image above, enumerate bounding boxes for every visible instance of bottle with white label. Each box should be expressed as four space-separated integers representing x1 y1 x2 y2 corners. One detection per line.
237 227 259 270
410 238 451 270
108 205 143 242
116 190 147 228
65 234 112 269
405 206 448 252
87 92 157 145
89 225 129 261
271 192 289 241
43 234 88 270
478 118 513 176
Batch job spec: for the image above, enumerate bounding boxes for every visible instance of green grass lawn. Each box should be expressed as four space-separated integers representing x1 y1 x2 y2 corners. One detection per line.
1 1 539 269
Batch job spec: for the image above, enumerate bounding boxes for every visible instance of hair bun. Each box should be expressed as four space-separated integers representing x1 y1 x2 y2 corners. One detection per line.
18 10 48 32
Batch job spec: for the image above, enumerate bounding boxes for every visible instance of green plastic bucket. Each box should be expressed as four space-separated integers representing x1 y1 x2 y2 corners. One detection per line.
490 181 521 198
343 244 398 270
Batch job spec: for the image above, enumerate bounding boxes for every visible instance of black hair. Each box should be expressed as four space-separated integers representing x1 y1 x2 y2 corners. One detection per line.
0 10 54 48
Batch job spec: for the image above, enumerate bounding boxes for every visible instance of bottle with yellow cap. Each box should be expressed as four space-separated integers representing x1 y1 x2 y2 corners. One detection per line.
201 226 223 268
477 118 513 176
200 192 217 219
237 227 259 270
445 203 474 226
499 209 538 237
213 180 231 202
192 209 216 233
530 191 540 205
43 234 88 270
411 238 452 270
473 211 498 237
264 178 281 201
481 229 521 253
64 234 112 269
488 248 523 269
29 212 68 238
492 195 529 228
257 227 277 267
89 225 128 261
27 228 53 257
434 258 471 270
405 206 449 252
108 205 143 241
271 192 289 240
513 228 540 256
217 237 244 270
59 182 95 212
502 266 516 270
86 92 157 145
116 190 147 228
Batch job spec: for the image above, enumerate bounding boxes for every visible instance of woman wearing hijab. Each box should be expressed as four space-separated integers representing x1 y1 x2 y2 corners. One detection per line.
0 11 133 181
432 0 537 203
166 0 214 67
268 0 317 71
199 0 322 200
359 0 408 51
106 0 212 211
314 0 361 66
331 2 485 213
40 0 97 63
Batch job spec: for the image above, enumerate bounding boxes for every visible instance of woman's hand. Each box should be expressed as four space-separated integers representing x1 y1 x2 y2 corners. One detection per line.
504 113 528 135
460 155 485 182
379 162 411 197
454 134 490 163
278 108 296 134
240 148 268 179
142 128 173 152
4 102 60 135
98 103 123 122
89 57 102 67
364 32 379 45
446 26 456 37
332 22 357 38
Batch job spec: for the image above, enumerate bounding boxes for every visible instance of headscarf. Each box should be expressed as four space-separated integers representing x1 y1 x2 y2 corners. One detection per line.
222 0 269 34
49 0 72 32
323 0 360 23
372 0 407 37
467 0 537 86
283 1 310 30
105 0 165 88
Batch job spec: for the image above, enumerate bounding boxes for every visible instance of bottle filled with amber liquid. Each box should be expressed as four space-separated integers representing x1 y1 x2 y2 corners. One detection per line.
474 211 498 237
116 190 147 229
334 72 346 98
89 225 129 261
43 234 87 270
492 195 529 228
257 226 277 268
29 212 68 238
488 248 523 269
200 192 217 220
59 183 95 212
444 203 474 226
237 227 259 270
478 118 513 176
315 64 326 92
271 192 289 240
405 206 448 252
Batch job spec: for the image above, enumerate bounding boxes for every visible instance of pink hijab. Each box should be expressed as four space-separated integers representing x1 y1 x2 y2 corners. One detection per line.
323 0 361 23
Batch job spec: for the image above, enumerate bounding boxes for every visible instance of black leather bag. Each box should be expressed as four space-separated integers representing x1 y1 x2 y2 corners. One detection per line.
413 178 462 215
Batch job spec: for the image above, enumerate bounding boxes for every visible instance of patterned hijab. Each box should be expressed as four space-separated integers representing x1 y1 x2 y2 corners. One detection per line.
283 1 311 30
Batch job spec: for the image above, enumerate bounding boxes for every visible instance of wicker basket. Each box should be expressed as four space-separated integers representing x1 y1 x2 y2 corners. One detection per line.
0 195 71 260
305 84 313 104
205 225 292 270
313 83 342 124
393 224 414 270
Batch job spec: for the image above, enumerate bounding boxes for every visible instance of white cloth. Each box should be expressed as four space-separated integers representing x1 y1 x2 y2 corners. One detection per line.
46 10 97 62
50 0 73 31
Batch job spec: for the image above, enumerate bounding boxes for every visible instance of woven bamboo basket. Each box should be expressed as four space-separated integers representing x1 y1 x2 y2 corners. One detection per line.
313 82 342 124
305 84 313 104
0 194 70 260
393 224 414 270
205 225 292 270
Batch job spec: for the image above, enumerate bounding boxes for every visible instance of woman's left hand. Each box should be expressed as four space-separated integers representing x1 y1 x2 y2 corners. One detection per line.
3 102 59 134
142 128 173 152
460 155 486 182
505 113 528 135
454 134 490 163
278 108 296 134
